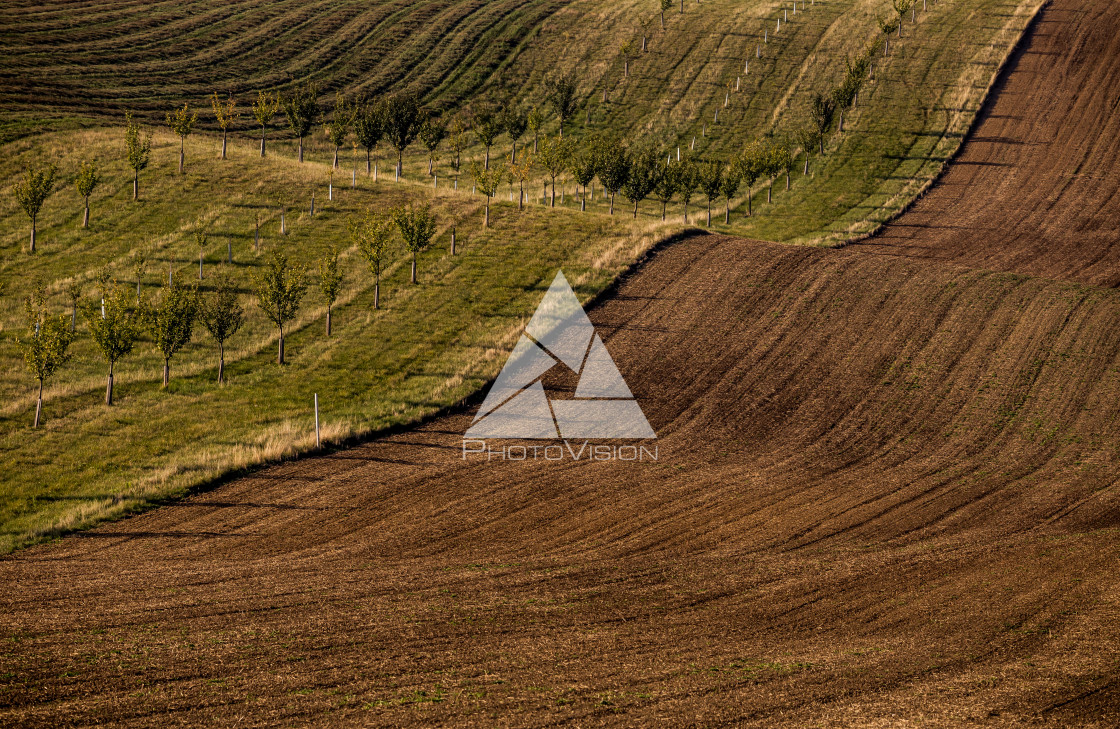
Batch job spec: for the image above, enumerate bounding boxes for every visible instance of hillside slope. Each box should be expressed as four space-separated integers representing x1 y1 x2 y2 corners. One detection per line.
860 0 1120 286
2 234 1118 725
3 0 1120 725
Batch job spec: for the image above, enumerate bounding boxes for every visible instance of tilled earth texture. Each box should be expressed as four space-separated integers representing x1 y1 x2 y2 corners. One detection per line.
3 0 1120 726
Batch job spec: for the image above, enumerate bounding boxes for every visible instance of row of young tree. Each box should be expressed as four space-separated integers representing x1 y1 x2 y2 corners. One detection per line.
18 202 439 428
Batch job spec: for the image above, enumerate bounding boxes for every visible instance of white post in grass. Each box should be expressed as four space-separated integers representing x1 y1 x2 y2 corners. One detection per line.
314 394 320 448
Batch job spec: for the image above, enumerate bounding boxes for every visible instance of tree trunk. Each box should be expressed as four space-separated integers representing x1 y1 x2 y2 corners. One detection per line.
298 137 304 163
747 186 752 216
725 200 730 224
633 199 639 218
661 11 665 28
609 192 615 215
428 156 433 175
451 228 457 255
396 150 403 180
707 201 711 226
199 250 203 279
519 182 524 211
374 280 380 309
29 220 35 253
484 146 490 170
582 186 587 212
333 147 339 168
511 141 517 164
661 200 667 220
218 344 225 384
162 361 169 388
83 199 90 227
805 154 810 175
34 381 42 428
260 128 266 157
326 306 332 336
484 199 490 227
411 253 417 284
106 362 114 405
281 211 286 235
71 306 76 332
179 139 185 173
768 181 773 203
786 172 790 190
221 132 227 160
551 179 556 207
133 170 139 200
839 110 845 133
366 149 371 175
820 137 825 155
278 329 285 364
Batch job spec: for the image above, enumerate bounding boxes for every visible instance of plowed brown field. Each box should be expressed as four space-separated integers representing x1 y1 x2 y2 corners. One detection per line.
3 0 1120 726
859 0 1120 287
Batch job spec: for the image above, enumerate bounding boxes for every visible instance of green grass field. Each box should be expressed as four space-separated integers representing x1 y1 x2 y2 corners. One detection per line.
0 0 1039 551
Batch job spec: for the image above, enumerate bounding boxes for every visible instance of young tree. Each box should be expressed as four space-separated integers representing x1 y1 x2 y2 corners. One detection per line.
472 104 504 170
470 161 504 227
739 142 765 216
349 212 393 309
419 114 448 175
660 0 673 28
537 135 574 207
527 105 544 153
810 92 836 154
20 284 74 428
620 40 636 78
166 103 198 174
199 270 243 384
653 158 680 220
384 91 423 179
75 159 100 228
544 72 579 138
596 138 630 215
775 141 795 190
502 106 528 164
325 92 353 168
252 90 281 157
125 112 152 201
795 127 820 175
719 159 743 224
281 83 319 163
144 279 199 387
65 279 81 332
392 203 437 284
84 284 140 405
354 98 386 175
211 92 239 160
569 145 598 212
697 159 724 226
877 16 895 56
448 114 469 173
131 248 147 303
676 157 699 222
621 144 659 218
508 149 534 211
317 246 343 335
13 163 56 253
892 0 913 36
254 252 307 364
194 229 208 280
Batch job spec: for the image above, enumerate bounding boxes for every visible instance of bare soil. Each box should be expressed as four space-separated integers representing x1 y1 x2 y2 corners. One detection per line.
859 0 1120 287
3 0 1120 725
